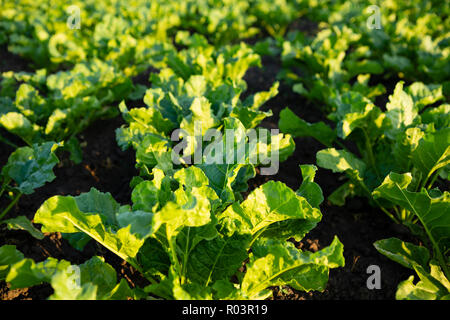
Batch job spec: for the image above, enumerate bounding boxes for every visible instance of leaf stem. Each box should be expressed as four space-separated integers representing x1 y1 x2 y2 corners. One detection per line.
0 179 11 199
181 227 190 284
362 129 382 181
395 183 450 280
0 185 5 199
335 140 350 152
0 135 19 149
168 235 182 282
378 205 400 224
426 172 439 190
359 180 400 224
249 226 269 248
0 193 22 221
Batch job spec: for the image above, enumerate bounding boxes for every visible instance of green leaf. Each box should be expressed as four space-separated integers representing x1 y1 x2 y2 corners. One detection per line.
316 148 366 186
6 257 71 289
230 107 271 129
131 168 172 212
198 118 255 203
116 101 174 150
256 129 295 165
14 83 47 123
0 245 24 280
279 107 336 146
328 182 355 206
61 188 122 250
49 268 97 300
405 83 443 111
242 236 344 298
373 172 450 278
346 59 383 77
77 256 120 298
411 128 450 185
330 91 385 139
3 216 44 240
155 197 211 241
137 238 171 278
374 238 430 270
385 82 418 137
49 256 135 300
374 239 450 300
65 136 83 164
180 96 220 137
297 164 324 208
186 234 250 287
421 104 449 129
74 188 120 225
62 233 92 251
34 190 157 263
392 128 425 172
396 262 450 300
243 81 279 110
0 112 38 144
2 142 60 194
172 281 213 300
136 135 173 174
218 180 321 237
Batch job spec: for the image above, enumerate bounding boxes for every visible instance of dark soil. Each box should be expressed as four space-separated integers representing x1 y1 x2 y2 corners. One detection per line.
243 54 414 300
0 116 150 299
0 20 415 300
0 45 32 73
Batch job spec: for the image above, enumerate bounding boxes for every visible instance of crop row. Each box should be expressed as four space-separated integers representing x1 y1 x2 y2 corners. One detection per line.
0 0 449 300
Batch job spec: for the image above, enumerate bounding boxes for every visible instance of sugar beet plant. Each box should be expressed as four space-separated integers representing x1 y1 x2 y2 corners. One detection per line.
0 0 180 162
0 165 344 299
278 0 449 107
280 82 449 298
0 0 306 164
2 0 447 301
0 142 60 239
0 105 345 300
0 32 345 299
275 0 449 299
4 165 341 300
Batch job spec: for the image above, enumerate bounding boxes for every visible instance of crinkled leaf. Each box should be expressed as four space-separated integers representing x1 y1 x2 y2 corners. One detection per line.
34 190 157 262
49 256 134 300
6 257 71 289
0 112 39 144
186 234 250 287
242 236 344 298
2 142 60 194
396 262 450 300
217 180 322 237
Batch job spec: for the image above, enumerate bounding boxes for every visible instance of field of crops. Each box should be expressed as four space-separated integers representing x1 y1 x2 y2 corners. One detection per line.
0 0 449 301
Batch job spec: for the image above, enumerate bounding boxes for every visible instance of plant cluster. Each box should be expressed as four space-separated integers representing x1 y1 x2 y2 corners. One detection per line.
0 0 345 300
0 0 448 300
276 0 449 299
